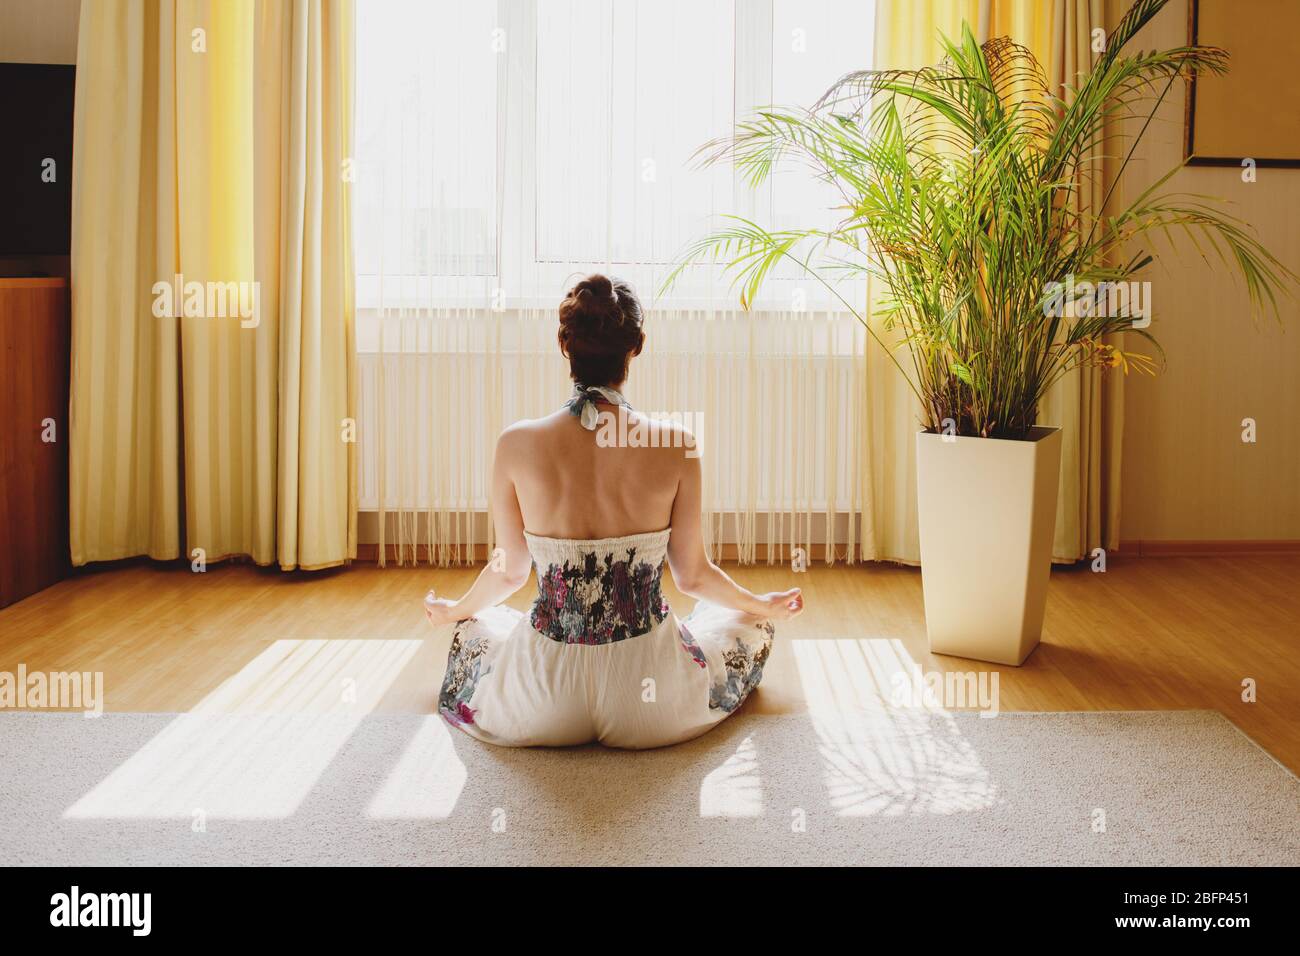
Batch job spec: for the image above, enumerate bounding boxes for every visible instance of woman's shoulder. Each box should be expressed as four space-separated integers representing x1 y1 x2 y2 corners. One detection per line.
593 409 699 460
497 412 562 446
496 408 699 461
643 412 699 453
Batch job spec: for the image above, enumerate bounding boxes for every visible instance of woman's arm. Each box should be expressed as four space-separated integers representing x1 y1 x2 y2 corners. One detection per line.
425 428 533 626
665 446 803 621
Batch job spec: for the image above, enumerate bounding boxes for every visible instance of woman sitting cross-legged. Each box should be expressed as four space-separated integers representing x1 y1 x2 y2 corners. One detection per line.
425 274 803 748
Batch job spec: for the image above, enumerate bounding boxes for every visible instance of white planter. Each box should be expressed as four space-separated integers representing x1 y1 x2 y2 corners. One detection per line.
915 426 1062 666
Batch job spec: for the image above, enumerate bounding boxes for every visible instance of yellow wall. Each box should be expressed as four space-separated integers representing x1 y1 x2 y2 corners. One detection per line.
1111 0 1300 542
0 0 79 63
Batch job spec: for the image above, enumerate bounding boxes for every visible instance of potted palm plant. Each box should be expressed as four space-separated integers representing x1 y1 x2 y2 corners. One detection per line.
666 0 1291 664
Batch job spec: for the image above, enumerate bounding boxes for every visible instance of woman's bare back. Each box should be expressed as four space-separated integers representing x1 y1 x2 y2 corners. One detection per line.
499 404 690 538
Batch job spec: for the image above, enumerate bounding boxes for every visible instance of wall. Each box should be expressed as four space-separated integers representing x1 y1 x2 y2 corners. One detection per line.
0 0 79 63
1112 0 1300 543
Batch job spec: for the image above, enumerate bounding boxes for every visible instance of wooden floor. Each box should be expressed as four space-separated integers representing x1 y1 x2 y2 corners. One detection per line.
2 554 1297 772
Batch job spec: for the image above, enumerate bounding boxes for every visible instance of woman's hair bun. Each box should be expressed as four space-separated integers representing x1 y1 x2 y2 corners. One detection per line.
558 274 645 387
573 274 614 304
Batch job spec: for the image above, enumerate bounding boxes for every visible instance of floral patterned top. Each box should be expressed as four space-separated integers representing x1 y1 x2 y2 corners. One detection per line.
526 530 671 644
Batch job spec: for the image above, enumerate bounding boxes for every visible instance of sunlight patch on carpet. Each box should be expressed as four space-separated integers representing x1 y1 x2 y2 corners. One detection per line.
64 640 420 821
699 735 763 818
793 638 996 816
365 715 467 819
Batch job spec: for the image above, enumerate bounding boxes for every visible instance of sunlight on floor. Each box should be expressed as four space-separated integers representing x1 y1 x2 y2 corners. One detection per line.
365 715 467 819
699 735 763 818
792 638 996 817
64 640 421 820
62 634 997 824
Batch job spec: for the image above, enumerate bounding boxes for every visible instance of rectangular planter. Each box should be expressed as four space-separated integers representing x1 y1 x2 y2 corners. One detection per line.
915 426 1062 666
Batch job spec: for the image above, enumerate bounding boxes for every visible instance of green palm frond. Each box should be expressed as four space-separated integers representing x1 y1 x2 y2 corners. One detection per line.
663 0 1294 439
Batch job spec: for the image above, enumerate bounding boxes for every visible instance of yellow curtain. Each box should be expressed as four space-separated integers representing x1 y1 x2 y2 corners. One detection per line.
69 0 356 570
861 0 1115 564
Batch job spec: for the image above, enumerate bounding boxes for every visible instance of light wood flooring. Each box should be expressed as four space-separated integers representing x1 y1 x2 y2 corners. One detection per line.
1 554 1296 771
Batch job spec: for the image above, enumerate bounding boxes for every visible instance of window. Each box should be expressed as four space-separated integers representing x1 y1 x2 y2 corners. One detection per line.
355 0 500 290
534 0 735 265
353 0 876 314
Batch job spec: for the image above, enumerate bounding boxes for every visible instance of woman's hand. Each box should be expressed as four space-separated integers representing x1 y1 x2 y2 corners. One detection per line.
757 587 804 621
423 590 463 628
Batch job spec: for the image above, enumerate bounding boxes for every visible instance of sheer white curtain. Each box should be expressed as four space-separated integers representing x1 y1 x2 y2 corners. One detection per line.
353 0 876 565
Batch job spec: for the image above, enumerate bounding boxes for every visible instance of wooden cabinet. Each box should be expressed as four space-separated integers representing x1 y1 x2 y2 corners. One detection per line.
0 277 70 608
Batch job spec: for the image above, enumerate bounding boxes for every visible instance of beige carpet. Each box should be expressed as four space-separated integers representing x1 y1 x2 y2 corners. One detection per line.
1 709 1296 865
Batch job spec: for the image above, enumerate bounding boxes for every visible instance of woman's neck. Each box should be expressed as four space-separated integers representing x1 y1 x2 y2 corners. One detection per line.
582 383 626 403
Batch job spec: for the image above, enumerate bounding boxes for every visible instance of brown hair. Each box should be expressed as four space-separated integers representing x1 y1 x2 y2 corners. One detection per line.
557 274 645 387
